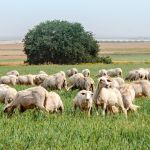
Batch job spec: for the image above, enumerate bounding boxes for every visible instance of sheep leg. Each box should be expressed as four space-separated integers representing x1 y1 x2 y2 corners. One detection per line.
88 107 92 117
121 105 127 118
95 104 99 116
36 104 49 112
73 104 77 116
67 84 74 91
102 103 107 116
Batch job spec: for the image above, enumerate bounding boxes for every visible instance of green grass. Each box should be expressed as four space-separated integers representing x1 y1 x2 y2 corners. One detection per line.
101 53 150 62
0 63 150 149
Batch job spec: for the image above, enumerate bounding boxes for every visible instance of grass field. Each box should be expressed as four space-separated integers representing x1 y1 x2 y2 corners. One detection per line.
0 63 150 149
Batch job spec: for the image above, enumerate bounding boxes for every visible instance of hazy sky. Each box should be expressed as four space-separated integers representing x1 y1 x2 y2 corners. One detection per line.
0 0 150 40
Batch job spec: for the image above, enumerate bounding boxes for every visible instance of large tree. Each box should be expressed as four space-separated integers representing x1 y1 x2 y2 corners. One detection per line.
23 20 100 65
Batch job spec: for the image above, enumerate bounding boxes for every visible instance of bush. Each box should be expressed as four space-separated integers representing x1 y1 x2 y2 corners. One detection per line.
23 20 108 65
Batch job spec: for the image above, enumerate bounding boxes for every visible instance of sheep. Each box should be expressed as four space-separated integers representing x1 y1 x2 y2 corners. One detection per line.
0 84 17 104
66 68 78 77
17 74 36 85
0 75 18 86
41 71 67 90
131 80 150 98
110 77 125 89
46 91 64 113
119 84 140 112
107 68 122 77
125 70 139 81
125 68 149 81
4 86 49 114
97 69 107 77
67 73 94 92
93 76 127 118
6 70 19 77
34 73 48 85
82 69 90 77
73 90 93 116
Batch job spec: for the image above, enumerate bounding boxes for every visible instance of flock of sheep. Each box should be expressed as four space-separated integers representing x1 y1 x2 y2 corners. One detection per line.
0 67 150 118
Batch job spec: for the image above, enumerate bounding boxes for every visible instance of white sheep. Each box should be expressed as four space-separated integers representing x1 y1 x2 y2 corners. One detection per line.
0 84 17 104
67 73 94 92
73 90 93 116
17 74 36 85
82 69 90 77
107 68 122 77
4 86 49 114
34 73 48 85
97 69 107 77
66 68 78 77
93 76 127 118
110 77 125 89
119 84 140 112
46 91 64 113
6 70 19 76
0 75 18 86
41 71 67 90
131 80 150 98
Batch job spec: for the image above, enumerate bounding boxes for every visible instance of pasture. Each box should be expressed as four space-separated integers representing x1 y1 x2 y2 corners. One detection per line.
0 63 150 149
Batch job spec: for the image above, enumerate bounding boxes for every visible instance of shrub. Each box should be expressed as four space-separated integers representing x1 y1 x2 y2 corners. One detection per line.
23 20 108 65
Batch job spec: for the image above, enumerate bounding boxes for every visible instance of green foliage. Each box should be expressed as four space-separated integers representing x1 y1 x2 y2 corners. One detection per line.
0 63 150 149
23 20 102 65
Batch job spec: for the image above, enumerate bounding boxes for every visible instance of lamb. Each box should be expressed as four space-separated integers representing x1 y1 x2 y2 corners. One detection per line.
0 84 17 104
107 68 122 77
67 73 94 92
82 69 90 77
119 84 140 112
0 75 18 86
66 68 78 77
6 70 19 76
46 91 64 113
17 74 36 85
73 90 93 116
93 76 127 117
41 71 67 90
4 86 49 114
131 80 150 98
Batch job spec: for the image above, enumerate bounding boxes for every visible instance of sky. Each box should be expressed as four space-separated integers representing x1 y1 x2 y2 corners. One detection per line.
0 0 150 40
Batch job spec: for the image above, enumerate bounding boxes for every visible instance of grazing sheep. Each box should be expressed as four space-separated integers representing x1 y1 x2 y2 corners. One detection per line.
93 76 127 118
66 68 78 77
6 70 19 77
82 69 90 77
126 68 149 81
119 84 140 112
73 90 93 116
97 69 107 77
125 70 139 81
17 74 36 85
107 68 122 77
0 75 18 86
0 84 17 104
4 86 49 114
131 80 150 98
41 71 67 90
34 73 48 85
110 77 125 89
46 91 64 113
67 73 94 92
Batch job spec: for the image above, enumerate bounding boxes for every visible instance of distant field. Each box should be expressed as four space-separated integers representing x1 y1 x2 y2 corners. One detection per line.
0 41 150 64
99 42 150 62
